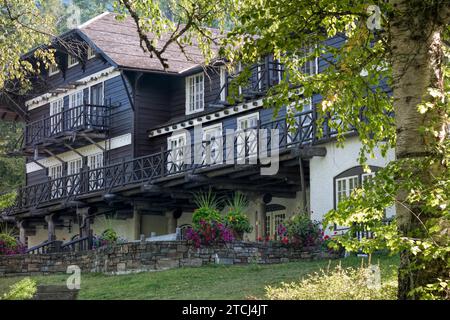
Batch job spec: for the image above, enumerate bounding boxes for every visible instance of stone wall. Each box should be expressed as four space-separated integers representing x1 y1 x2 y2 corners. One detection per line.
0 241 336 277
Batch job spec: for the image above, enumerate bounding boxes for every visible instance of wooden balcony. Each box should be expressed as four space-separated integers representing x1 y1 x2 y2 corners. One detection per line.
23 104 111 151
3 111 344 216
212 59 284 106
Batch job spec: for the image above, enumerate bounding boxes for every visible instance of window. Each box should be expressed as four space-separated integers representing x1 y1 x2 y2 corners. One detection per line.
49 164 63 179
67 158 82 195
69 90 84 127
88 153 104 190
90 83 104 105
362 172 375 186
67 158 82 176
202 124 223 165
237 113 259 159
89 83 104 127
87 47 96 59
219 66 227 101
49 164 63 199
299 47 318 75
68 54 79 68
335 175 359 206
49 64 59 76
185 73 204 114
49 99 63 134
167 133 187 173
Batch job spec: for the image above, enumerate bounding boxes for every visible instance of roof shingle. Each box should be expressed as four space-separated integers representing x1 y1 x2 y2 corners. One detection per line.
79 12 220 74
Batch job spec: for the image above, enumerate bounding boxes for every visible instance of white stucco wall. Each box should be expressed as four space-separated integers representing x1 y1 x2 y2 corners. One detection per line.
309 136 396 227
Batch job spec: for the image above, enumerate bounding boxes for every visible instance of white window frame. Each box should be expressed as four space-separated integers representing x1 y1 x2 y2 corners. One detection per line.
167 132 188 172
219 66 227 101
67 158 83 195
49 98 64 134
89 82 104 105
48 164 63 179
335 175 359 206
69 90 84 127
362 172 375 185
88 152 104 190
185 73 204 115
48 164 63 199
49 64 60 76
87 47 96 60
202 123 223 165
67 158 83 176
68 54 79 68
237 112 259 159
265 211 286 239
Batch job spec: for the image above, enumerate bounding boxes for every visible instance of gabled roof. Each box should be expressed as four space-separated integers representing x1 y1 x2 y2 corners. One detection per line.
79 12 220 74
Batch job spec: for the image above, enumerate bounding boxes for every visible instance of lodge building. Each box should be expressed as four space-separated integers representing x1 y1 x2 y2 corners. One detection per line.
0 12 395 250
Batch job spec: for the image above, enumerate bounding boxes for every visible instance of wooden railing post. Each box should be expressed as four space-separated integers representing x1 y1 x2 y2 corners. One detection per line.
265 56 270 91
160 146 165 177
312 107 318 144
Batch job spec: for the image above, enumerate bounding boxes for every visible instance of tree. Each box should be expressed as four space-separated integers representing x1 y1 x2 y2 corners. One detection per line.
116 0 449 299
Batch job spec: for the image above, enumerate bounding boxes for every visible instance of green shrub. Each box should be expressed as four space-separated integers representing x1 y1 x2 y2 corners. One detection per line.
265 264 397 300
192 190 223 227
102 228 118 242
192 207 222 226
1 278 37 300
284 214 322 247
0 233 16 247
224 192 252 236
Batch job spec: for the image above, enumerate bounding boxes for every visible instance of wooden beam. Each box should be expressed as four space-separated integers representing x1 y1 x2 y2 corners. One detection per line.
291 146 327 158
44 149 65 164
64 143 85 158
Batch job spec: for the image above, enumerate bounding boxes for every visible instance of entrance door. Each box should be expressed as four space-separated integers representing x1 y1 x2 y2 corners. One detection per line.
265 211 286 239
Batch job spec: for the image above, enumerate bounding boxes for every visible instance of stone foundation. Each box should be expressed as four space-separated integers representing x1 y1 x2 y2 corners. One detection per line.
0 241 338 277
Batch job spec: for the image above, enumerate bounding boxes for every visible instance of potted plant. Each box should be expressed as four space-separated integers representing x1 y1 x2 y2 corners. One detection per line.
224 192 252 240
192 189 223 227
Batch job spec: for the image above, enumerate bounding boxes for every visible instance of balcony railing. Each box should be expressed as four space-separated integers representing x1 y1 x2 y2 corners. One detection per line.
5 111 344 215
214 59 284 104
25 104 111 146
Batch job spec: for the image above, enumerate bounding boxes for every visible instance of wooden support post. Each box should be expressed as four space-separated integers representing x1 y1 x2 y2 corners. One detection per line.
257 198 267 238
77 207 91 239
133 208 141 240
17 220 26 245
166 212 177 234
299 158 308 214
45 214 56 242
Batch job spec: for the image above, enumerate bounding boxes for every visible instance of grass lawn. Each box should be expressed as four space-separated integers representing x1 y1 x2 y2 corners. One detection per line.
0 254 399 300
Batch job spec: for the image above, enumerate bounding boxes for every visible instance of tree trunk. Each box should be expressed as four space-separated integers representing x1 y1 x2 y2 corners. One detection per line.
390 0 449 299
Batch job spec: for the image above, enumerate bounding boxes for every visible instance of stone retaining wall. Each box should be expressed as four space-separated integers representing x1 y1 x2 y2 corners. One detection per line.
0 241 336 277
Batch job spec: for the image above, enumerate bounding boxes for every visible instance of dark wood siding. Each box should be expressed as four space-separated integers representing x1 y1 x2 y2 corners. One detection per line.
134 74 171 156
106 75 133 138
26 169 47 186
43 55 111 93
